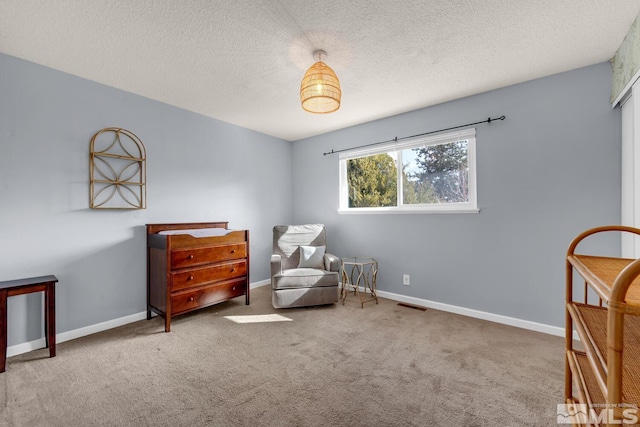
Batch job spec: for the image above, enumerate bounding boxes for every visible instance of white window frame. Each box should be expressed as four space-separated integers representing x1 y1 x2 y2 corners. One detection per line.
338 128 478 214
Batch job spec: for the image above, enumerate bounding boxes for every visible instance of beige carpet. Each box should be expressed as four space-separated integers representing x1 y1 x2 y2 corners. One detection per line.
0 285 564 426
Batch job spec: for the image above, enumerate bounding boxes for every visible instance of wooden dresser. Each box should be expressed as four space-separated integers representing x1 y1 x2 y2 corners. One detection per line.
146 222 249 332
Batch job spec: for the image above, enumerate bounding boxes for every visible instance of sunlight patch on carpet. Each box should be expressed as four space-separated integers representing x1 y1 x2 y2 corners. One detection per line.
224 314 293 323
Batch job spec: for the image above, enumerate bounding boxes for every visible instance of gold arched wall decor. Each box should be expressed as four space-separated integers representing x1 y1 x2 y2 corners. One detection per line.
90 127 146 209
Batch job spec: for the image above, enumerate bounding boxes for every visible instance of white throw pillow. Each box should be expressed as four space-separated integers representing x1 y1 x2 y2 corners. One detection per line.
297 245 326 268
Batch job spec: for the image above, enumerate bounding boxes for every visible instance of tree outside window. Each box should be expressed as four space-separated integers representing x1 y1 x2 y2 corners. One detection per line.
340 129 477 213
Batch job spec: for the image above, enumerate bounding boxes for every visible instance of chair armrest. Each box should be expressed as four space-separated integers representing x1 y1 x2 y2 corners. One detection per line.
271 254 282 278
324 253 340 272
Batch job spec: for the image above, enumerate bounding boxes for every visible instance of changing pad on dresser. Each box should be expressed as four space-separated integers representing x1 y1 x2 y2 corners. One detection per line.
158 228 234 238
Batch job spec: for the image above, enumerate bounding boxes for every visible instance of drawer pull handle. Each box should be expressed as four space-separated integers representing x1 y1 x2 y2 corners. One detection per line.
188 254 194 260
231 250 236 254
231 268 236 272
232 286 236 291
188 275 194 281
188 297 194 302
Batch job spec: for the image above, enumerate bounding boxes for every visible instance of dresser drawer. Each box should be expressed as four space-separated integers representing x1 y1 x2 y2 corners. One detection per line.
171 260 247 291
171 280 247 314
171 243 246 269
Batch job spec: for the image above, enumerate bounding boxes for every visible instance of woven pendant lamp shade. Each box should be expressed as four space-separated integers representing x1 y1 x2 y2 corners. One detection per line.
300 54 341 114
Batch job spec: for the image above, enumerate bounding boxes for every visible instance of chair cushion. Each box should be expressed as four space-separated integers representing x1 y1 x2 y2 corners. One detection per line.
298 245 326 268
273 224 326 271
272 268 339 290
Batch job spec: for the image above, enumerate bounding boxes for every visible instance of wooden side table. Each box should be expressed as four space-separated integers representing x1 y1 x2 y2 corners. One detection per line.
0 275 58 373
341 257 378 308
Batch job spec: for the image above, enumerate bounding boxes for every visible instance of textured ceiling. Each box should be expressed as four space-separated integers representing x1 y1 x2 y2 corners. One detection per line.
1 1 640 141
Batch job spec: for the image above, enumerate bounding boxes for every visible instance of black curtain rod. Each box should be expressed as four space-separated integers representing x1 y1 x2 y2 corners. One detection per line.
322 115 506 156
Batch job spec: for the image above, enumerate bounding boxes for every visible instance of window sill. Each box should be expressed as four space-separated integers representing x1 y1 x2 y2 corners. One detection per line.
338 206 480 215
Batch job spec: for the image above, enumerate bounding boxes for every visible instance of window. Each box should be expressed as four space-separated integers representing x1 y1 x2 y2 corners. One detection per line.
339 128 477 213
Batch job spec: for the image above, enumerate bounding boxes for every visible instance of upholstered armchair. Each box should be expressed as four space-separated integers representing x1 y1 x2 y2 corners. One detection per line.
271 224 340 309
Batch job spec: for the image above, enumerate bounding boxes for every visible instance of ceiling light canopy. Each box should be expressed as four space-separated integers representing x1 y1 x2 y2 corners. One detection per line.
300 50 341 114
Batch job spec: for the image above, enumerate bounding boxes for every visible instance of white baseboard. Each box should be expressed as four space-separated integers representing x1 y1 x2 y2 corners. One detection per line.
7 311 147 358
251 279 270 288
8 280 570 358
375 289 570 338
8 279 272 358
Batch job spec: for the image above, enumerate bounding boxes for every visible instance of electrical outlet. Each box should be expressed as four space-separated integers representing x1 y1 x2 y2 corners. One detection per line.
403 274 410 286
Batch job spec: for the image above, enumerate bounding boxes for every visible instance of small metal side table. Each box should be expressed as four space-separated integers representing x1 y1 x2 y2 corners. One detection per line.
341 257 378 308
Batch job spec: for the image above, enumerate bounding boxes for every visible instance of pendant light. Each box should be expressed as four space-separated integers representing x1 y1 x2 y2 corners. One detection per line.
300 50 341 114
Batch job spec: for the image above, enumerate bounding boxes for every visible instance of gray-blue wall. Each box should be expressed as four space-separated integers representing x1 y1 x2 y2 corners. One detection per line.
0 53 621 348
291 62 621 328
0 53 292 346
